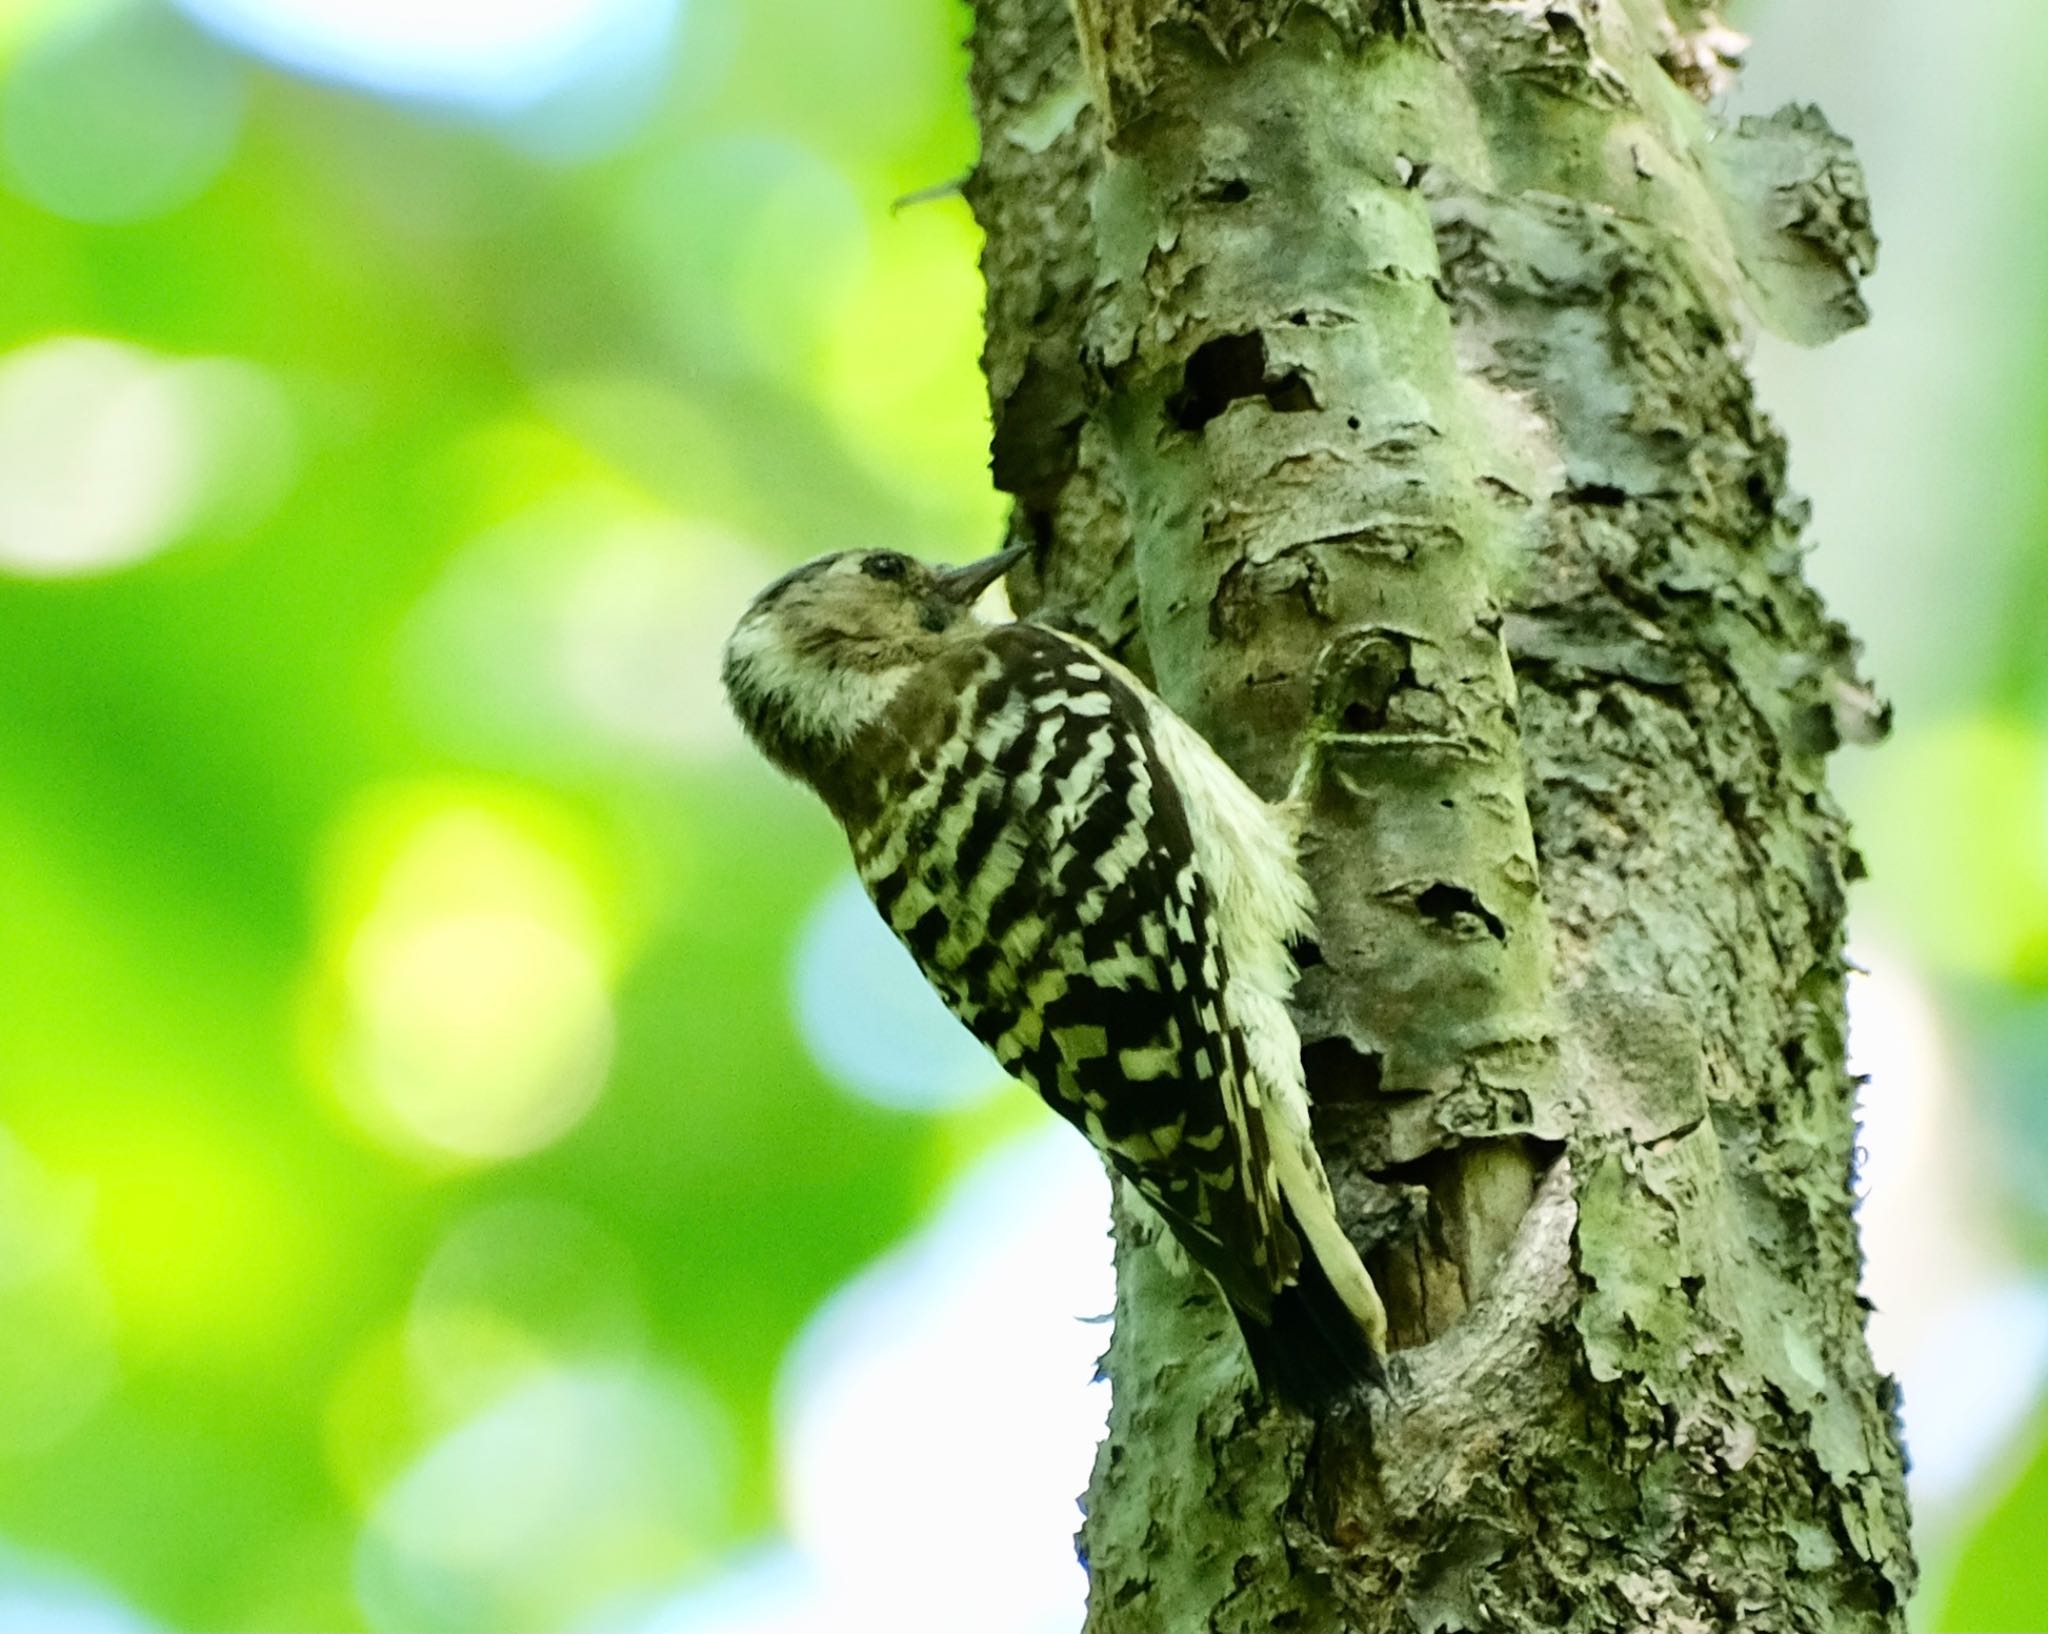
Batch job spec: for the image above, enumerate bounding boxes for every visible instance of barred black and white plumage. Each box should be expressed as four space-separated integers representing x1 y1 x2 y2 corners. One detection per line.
722 545 1388 1406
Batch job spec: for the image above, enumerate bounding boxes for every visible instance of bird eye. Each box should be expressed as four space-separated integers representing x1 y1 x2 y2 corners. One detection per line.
862 552 910 581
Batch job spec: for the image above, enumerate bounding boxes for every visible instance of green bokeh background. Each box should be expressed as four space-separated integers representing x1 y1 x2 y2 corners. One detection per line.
0 0 2043 1627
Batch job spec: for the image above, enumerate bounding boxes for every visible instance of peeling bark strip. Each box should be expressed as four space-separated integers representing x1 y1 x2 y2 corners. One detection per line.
968 1 1912 1630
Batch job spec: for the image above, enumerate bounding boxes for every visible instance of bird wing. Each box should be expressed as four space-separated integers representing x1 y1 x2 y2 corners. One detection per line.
850 623 1298 1319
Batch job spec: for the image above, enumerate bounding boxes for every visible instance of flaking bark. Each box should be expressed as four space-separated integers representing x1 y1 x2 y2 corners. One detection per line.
967 1 1911 1629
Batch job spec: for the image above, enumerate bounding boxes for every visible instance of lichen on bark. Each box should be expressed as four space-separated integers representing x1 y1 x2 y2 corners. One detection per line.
966 0 1912 1629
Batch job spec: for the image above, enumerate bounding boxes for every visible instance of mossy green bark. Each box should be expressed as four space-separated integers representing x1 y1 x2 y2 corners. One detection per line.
968 2 1909 1629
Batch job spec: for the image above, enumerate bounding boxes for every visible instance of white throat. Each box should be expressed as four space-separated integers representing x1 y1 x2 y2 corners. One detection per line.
724 618 913 751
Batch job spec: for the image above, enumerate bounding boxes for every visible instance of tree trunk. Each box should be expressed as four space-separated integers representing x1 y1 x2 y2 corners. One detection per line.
966 1 1911 1629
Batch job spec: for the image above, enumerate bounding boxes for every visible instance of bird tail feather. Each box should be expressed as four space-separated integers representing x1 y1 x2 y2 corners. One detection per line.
1234 1210 1387 1409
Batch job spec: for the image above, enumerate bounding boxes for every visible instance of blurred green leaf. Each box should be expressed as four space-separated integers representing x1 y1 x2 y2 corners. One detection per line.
1938 1409 2048 1632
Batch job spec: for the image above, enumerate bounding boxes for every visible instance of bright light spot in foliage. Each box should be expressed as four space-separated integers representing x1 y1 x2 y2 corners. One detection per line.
401 480 778 768
2 6 243 224
172 0 681 114
1898 1281 2048 1511
1847 948 2048 1521
1848 948 1947 1206
0 337 294 578
766 1131 1110 1634
552 517 776 762
354 1364 730 1633
313 787 620 1166
345 911 612 1161
792 873 1002 1112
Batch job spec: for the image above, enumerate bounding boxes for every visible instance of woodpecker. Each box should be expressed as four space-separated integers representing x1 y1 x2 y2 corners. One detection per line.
722 545 1388 1405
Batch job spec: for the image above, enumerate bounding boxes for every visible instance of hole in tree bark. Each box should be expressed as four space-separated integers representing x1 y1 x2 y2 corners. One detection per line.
1265 372 1317 413
990 349 1086 505
1365 1135 1560 1348
1301 1038 1383 1105
1415 882 1508 941
1327 632 1414 732
1167 332 1319 432
1198 176 1251 204
1289 935 1325 970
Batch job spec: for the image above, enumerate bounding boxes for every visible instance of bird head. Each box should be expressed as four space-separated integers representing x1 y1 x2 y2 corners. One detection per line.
722 545 1024 780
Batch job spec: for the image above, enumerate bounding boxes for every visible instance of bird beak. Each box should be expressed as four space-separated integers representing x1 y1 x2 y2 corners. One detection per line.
934 545 1027 606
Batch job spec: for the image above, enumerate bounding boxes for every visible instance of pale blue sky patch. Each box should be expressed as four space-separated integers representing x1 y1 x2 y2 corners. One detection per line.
0 1540 157 1634
170 0 682 125
792 872 1005 1113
